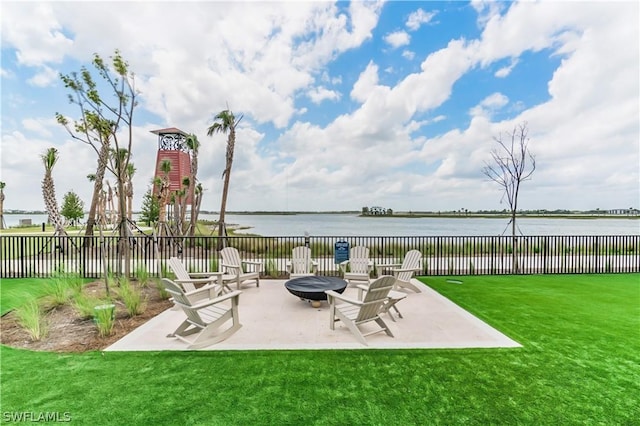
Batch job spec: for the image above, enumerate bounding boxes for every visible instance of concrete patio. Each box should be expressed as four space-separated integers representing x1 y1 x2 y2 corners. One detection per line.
105 278 522 351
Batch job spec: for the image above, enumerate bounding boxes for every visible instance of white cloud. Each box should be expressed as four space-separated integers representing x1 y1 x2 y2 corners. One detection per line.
21 118 55 138
1 68 15 79
307 86 341 104
469 93 509 118
0 1 637 213
27 66 58 87
406 8 437 31
495 58 519 78
384 31 410 49
0 2 73 66
350 62 380 103
402 50 415 60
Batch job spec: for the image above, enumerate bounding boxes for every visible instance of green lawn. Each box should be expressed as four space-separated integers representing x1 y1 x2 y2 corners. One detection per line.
1 274 638 425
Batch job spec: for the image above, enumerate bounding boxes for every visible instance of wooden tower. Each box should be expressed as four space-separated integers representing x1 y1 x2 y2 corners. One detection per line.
151 127 192 204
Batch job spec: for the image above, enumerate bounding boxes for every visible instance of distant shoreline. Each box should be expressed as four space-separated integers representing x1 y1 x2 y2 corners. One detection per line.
359 214 639 220
3 211 638 220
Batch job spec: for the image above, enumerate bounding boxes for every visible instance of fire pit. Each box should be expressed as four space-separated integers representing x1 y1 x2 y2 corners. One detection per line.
284 276 348 307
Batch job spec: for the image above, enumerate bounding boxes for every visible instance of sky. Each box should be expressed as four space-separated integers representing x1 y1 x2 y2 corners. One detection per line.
1 0 638 214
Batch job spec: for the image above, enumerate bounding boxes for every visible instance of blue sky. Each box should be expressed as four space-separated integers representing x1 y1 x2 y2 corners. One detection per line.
1 1 638 213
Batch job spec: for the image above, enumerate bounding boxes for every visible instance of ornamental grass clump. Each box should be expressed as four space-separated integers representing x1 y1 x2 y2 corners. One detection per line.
44 276 71 308
118 276 145 317
155 279 170 300
73 293 106 320
94 304 115 337
16 299 48 341
135 263 151 287
62 270 85 295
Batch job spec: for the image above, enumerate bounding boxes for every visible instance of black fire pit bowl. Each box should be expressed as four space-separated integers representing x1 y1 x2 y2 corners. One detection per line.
284 276 347 301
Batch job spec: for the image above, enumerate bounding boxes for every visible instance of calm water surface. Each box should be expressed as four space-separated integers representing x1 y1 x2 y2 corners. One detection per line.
4 213 638 237
224 214 638 237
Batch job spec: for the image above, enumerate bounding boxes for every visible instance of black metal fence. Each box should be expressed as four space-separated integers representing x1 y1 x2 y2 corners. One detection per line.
1 234 638 279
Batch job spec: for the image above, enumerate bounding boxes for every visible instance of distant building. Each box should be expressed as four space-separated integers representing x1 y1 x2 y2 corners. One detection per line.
362 206 393 216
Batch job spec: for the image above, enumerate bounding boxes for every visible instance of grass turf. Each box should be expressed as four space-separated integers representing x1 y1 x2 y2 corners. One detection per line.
1 274 639 425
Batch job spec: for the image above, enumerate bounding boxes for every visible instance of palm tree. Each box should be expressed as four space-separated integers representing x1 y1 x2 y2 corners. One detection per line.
207 108 242 244
0 181 5 229
185 133 200 237
40 148 67 236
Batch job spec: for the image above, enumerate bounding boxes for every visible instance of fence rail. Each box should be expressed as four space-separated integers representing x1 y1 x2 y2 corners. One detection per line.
1 234 638 278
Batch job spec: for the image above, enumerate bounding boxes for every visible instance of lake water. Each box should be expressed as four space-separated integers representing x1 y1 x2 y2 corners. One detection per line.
5 213 636 236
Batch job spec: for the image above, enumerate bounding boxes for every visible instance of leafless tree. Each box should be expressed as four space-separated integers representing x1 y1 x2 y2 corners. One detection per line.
482 122 536 273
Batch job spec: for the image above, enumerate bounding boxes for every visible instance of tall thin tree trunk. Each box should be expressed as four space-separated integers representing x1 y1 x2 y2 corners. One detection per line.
116 169 130 276
85 141 110 240
511 211 518 273
0 190 4 230
218 160 232 249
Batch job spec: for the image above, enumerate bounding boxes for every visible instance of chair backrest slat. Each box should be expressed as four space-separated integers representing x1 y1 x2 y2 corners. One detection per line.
168 257 196 292
355 275 395 322
349 246 370 274
291 246 312 274
396 250 422 281
220 247 242 272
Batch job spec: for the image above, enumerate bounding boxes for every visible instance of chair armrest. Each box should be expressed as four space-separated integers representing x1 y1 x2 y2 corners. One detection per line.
325 290 363 306
175 277 220 285
377 262 401 269
188 290 242 310
187 271 224 278
388 290 407 301
242 260 263 266
221 263 241 272
392 267 420 273
181 283 220 298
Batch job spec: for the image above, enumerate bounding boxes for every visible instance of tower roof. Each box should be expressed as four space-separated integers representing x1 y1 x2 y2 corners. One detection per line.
150 127 188 136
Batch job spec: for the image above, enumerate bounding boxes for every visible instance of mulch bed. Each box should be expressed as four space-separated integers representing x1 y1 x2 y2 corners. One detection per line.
0 281 172 353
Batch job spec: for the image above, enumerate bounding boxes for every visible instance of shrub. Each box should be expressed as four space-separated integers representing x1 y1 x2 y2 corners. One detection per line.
119 277 145 317
161 261 175 279
44 276 71 308
64 271 85 295
94 304 115 337
135 263 151 287
16 299 48 341
73 293 106 320
155 279 170 300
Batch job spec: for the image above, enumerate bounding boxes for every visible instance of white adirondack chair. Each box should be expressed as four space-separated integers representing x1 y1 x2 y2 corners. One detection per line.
377 249 423 293
325 275 396 345
162 278 242 349
167 257 231 300
220 247 263 290
356 283 407 322
286 246 318 279
339 245 373 286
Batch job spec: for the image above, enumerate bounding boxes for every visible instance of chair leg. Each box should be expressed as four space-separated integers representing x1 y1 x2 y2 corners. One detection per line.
375 317 394 338
391 304 403 319
395 279 420 293
168 319 199 338
328 296 336 330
